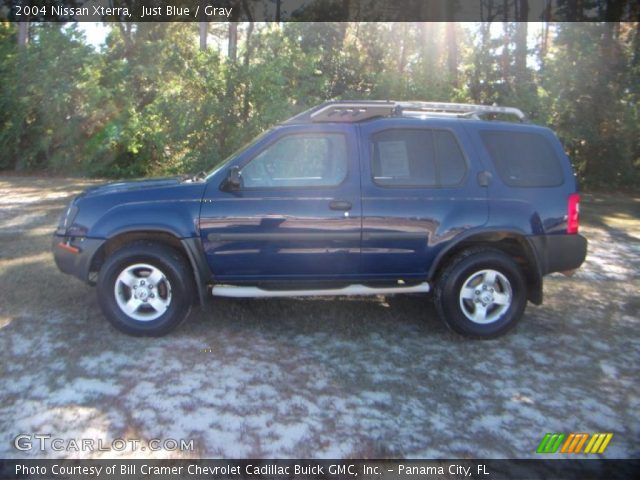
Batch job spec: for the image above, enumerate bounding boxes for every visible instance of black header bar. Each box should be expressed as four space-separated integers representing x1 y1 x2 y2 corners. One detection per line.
2 0 639 23
1 459 640 480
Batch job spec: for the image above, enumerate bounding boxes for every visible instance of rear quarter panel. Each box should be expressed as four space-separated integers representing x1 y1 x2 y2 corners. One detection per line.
463 122 577 236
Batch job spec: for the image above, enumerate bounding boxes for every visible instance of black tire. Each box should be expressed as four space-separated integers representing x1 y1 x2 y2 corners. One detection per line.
434 248 527 339
97 241 194 336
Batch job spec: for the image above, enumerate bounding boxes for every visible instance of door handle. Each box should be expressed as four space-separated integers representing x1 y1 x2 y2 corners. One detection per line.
477 170 492 187
329 200 352 211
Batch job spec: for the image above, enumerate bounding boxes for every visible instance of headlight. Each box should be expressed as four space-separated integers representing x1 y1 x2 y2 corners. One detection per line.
56 201 79 235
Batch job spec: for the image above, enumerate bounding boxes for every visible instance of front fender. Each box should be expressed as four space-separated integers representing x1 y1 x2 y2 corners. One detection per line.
89 200 201 239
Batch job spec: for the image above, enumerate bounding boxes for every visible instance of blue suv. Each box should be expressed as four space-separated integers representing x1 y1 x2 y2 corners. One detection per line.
53 101 587 338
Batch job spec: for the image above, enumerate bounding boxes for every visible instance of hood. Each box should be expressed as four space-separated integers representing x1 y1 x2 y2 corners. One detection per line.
80 176 191 198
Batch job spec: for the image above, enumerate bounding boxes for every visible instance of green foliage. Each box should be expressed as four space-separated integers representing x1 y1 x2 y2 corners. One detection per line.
0 21 638 189
0 23 94 172
541 23 638 188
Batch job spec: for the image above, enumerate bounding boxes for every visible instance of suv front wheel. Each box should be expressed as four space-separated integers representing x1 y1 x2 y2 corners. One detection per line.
97 241 194 336
435 248 527 338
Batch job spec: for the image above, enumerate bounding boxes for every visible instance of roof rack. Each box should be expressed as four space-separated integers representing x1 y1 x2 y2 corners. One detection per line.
397 101 526 121
309 101 397 123
295 100 526 124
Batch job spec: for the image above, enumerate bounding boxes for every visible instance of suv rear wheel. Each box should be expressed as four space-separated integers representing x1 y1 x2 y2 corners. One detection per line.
97 241 194 336
435 248 527 338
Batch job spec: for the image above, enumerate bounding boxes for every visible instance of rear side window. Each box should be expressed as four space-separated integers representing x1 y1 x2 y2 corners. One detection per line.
370 129 466 187
480 130 564 187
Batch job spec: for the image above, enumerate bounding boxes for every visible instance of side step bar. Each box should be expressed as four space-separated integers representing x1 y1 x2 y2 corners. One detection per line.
211 282 431 298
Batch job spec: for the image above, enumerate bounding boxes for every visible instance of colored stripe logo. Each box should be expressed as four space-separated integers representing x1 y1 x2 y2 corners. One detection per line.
560 433 589 453
584 433 614 454
537 433 613 454
537 433 565 453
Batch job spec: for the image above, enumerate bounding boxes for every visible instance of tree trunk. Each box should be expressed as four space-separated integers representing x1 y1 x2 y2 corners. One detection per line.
419 23 429 80
243 24 254 69
341 0 351 19
421 0 442 20
117 22 133 56
397 23 408 75
445 23 458 87
199 22 208 51
502 22 511 89
517 0 529 21
543 0 552 21
634 21 640 67
540 21 550 68
242 21 254 124
481 0 497 22
514 10 528 83
17 21 29 49
566 0 586 21
471 21 492 103
228 23 238 62
600 22 620 86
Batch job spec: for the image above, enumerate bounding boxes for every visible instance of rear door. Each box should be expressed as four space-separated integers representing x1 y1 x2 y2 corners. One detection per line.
358 119 489 279
199 124 362 282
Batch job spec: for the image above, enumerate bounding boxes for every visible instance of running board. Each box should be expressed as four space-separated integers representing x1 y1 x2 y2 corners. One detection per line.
211 282 431 298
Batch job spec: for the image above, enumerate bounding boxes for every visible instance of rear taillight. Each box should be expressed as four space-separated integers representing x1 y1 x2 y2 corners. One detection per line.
567 193 580 234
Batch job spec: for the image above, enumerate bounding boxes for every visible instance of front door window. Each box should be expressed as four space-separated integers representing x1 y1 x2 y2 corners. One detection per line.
242 133 348 188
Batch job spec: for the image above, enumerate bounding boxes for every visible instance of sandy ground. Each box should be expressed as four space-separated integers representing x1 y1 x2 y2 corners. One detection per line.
0 176 638 459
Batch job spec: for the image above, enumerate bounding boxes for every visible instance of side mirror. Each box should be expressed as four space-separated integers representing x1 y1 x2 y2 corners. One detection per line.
225 166 242 190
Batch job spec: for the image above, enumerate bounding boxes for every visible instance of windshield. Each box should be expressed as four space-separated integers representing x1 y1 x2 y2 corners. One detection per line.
204 129 273 181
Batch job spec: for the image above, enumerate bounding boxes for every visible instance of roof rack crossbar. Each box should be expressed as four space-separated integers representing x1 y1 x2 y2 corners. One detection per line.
302 100 526 123
396 101 526 120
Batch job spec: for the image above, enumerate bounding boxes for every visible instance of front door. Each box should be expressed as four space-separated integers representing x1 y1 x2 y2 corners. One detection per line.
199 124 361 283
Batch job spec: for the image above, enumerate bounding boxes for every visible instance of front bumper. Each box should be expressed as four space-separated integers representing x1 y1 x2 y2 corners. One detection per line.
52 235 104 284
529 234 588 275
